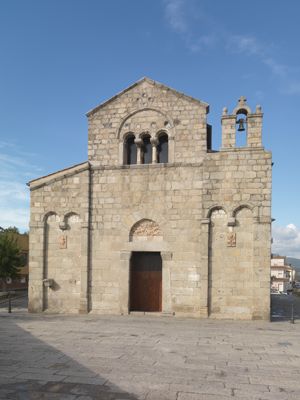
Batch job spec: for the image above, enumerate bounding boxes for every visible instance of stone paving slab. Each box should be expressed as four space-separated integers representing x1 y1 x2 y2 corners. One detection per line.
0 310 300 399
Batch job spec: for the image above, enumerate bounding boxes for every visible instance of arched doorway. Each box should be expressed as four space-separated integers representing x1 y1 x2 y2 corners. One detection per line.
130 252 162 312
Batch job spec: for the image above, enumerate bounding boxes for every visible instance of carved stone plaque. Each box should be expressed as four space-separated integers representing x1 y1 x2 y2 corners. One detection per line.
59 235 67 249
131 220 161 237
227 232 236 247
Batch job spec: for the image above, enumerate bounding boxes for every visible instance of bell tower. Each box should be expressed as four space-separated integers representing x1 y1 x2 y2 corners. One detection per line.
221 97 263 149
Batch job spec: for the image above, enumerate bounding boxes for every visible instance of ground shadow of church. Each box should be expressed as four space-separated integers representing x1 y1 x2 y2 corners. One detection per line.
0 312 138 399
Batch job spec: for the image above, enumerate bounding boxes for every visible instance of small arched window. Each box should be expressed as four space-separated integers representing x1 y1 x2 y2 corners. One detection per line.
124 134 137 165
141 134 152 164
157 133 168 163
235 110 248 148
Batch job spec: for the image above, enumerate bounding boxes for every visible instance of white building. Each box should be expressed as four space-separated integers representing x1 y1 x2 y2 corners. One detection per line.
271 256 295 293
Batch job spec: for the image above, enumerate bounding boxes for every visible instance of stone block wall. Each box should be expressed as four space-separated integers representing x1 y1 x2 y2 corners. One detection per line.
87 78 209 166
202 148 272 319
28 164 90 313
89 164 204 317
28 78 272 320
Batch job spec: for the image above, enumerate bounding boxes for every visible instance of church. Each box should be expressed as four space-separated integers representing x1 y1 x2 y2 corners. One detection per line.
28 78 272 319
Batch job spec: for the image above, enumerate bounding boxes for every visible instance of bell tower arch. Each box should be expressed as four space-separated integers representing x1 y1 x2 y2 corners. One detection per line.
221 97 263 149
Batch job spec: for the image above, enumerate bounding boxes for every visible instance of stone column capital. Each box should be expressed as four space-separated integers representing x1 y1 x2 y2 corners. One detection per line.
134 138 143 147
150 137 158 146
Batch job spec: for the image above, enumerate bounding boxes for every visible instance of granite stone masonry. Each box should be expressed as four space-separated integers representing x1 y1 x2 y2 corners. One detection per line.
28 78 272 319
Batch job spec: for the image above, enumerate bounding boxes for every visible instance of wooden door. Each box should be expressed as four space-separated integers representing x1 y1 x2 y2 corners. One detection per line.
130 252 162 312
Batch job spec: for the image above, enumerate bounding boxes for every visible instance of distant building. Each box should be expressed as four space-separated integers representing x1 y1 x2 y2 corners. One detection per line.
271 255 295 292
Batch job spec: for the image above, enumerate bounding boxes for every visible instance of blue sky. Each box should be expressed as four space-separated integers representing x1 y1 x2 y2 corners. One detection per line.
0 0 300 256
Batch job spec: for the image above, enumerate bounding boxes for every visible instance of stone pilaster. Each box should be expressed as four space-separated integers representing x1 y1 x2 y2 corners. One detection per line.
251 216 271 320
28 221 44 313
221 115 236 149
119 251 131 314
200 218 210 317
247 109 263 148
161 251 172 314
79 223 90 313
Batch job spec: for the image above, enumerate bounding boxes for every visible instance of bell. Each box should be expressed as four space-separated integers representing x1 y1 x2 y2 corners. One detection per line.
237 118 246 132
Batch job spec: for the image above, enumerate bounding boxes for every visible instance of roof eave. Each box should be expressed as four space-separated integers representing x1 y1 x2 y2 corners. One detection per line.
27 161 90 189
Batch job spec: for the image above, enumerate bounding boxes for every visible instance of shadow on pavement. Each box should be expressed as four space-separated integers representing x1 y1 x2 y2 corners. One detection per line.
0 313 138 399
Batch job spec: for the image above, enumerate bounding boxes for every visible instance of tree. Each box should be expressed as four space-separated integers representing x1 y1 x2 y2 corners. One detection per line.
0 228 24 291
2 226 20 234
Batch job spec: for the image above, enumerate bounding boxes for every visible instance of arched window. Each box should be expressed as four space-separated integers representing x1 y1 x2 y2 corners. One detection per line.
157 133 168 163
124 134 137 165
235 110 248 148
141 134 152 164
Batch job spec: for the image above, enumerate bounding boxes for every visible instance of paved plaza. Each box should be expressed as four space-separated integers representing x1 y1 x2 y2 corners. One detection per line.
0 299 300 399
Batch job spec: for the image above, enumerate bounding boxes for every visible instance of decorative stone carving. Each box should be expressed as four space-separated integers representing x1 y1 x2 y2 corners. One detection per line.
150 137 158 146
134 138 143 147
227 232 236 247
59 235 67 249
130 219 162 241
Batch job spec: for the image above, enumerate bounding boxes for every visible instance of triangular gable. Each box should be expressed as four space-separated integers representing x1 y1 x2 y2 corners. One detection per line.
86 77 209 117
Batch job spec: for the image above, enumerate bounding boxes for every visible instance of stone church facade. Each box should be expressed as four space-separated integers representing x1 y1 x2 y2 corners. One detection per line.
28 78 272 319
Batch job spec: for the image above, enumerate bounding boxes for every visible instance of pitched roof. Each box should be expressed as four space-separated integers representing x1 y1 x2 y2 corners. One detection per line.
86 77 209 117
27 161 89 189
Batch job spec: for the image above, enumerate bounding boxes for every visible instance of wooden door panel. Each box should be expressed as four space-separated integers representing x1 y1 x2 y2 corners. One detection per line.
130 252 162 312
